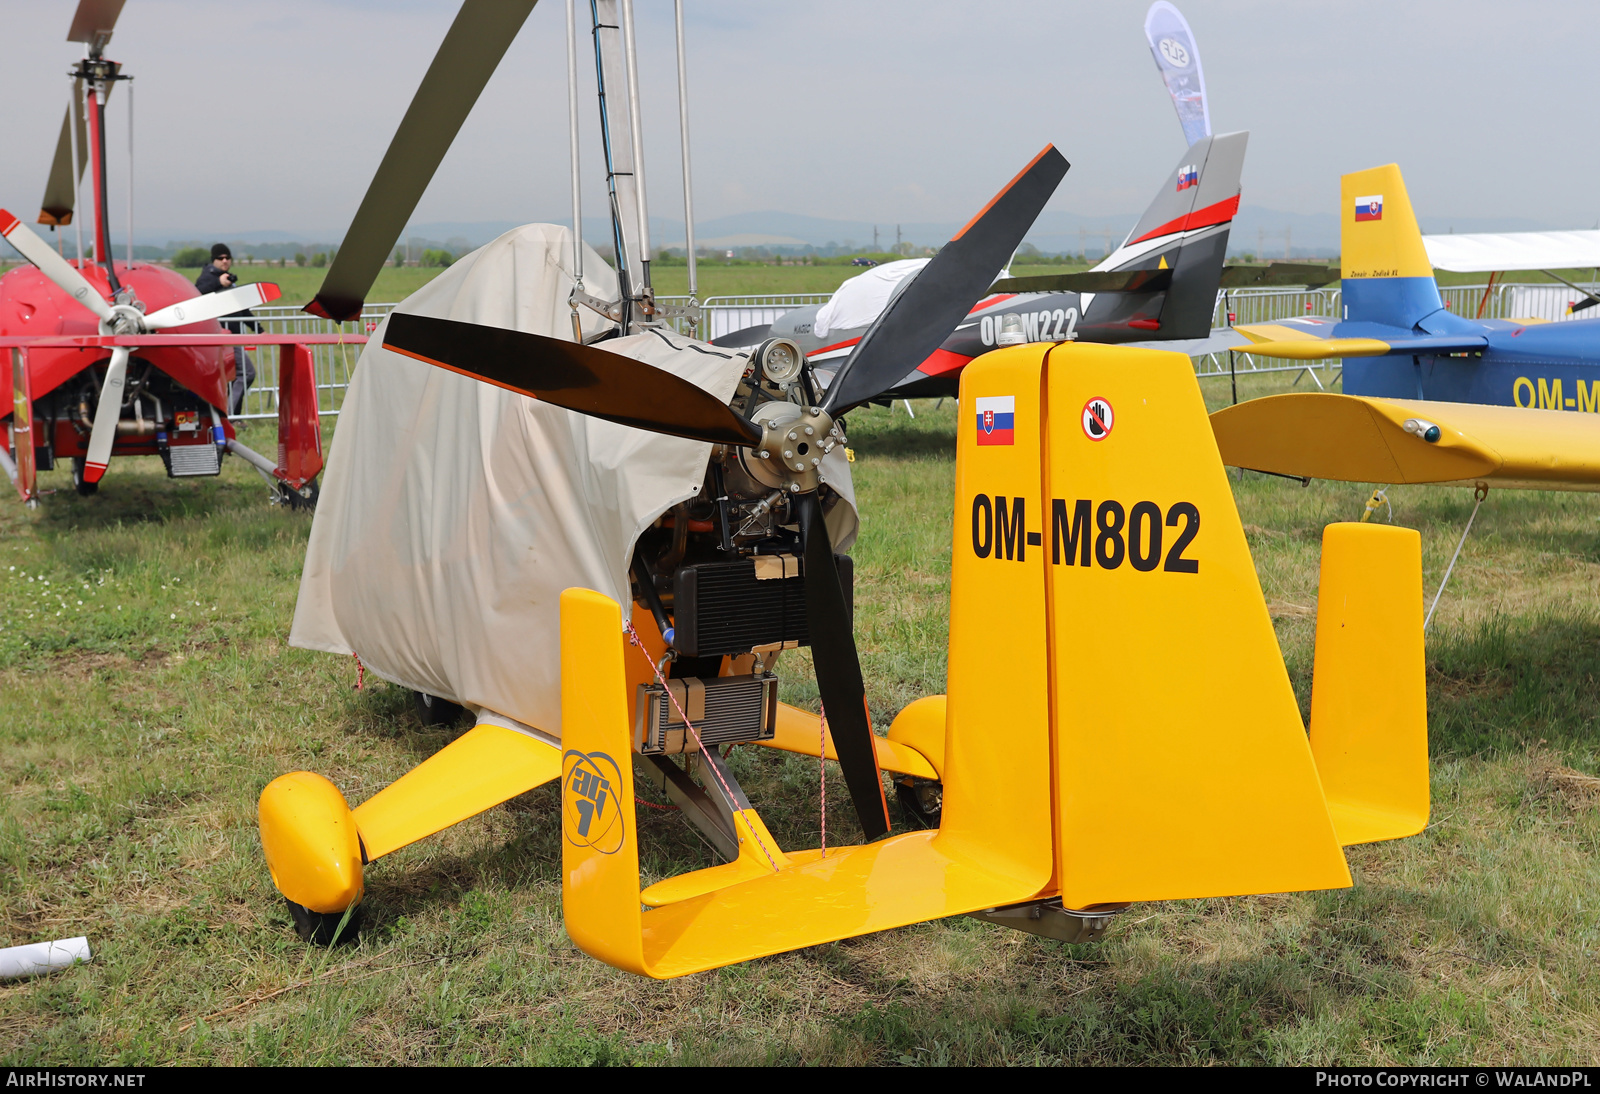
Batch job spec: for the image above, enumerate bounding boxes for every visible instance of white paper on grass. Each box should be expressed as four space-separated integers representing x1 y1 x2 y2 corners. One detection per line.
290 224 858 737
0 937 90 979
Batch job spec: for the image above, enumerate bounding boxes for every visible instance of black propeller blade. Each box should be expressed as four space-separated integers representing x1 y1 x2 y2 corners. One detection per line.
822 145 1069 413
307 0 538 322
382 313 762 448
796 491 891 841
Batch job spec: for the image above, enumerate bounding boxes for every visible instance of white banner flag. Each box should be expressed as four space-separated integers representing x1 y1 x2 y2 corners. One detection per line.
1144 2 1211 147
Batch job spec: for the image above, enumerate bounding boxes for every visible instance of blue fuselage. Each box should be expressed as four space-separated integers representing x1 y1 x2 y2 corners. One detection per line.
1336 277 1600 413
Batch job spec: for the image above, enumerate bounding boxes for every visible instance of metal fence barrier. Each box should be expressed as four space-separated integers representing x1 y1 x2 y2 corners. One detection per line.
233 281 1596 419
230 303 395 421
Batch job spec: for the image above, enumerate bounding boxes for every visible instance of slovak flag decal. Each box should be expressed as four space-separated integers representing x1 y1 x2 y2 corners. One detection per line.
1355 194 1383 222
1176 164 1199 191
975 395 1015 446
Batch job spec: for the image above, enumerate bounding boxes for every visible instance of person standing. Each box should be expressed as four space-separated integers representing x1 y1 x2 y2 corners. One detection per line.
194 244 259 414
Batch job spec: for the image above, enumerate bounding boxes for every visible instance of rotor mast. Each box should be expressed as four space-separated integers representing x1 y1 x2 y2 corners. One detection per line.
68 8 128 298
588 0 651 333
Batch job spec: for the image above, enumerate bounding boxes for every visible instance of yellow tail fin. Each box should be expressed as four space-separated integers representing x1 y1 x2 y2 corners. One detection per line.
1309 523 1430 845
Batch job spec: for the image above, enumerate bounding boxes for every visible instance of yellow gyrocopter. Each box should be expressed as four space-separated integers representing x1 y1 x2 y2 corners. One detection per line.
263 328 1432 974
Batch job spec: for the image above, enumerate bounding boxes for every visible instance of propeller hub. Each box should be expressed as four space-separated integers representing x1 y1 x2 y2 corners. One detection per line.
100 302 146 337
740 401 841 494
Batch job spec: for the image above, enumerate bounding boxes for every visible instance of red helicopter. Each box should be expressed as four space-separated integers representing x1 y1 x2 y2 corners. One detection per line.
0 0 360 507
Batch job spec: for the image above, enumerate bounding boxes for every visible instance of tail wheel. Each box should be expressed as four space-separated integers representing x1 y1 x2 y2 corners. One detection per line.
286 899 362 946
413 690 466 727
71 457 98 497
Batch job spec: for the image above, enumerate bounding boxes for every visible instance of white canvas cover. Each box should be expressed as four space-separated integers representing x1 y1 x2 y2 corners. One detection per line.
290 224 858 735
1422 230 1600 273
812 258 929 339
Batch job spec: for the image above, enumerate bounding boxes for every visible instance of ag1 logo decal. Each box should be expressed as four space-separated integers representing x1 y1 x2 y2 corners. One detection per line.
563 749 625 855
1082 397 1114 441
1158 37 1190 67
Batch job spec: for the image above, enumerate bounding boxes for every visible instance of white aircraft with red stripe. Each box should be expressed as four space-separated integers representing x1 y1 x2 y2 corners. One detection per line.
716 132 1248 400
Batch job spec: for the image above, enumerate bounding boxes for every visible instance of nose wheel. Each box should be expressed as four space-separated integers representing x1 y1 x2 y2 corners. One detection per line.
286 899 362 946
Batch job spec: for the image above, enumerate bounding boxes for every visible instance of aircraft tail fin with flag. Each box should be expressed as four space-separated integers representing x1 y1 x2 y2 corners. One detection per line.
1091 131 1247 340
1340 164 1448 331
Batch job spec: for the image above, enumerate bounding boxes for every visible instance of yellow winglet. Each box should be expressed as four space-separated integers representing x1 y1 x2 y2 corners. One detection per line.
1211 393 1600 488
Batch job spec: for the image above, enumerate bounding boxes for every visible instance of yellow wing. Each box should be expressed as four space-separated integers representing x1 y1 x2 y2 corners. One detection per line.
1210 393 1600 489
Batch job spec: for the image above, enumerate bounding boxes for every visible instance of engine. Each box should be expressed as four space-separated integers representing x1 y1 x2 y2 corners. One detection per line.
627 338 853 757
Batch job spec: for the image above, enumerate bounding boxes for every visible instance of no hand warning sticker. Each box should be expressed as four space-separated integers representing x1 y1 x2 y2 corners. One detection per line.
1081 397 1114 441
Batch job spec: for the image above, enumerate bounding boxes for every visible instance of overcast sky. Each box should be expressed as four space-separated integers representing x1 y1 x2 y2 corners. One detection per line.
3 0 1596 243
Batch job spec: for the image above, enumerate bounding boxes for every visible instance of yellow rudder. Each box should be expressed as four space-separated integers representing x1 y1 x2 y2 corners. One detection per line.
1042 343 1351 908
1309 523 1430 845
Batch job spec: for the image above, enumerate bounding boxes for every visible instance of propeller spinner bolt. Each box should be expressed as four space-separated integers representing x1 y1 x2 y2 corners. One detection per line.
803 426 814 436
758 449 770 459
788 483 801 493
787 431 798 441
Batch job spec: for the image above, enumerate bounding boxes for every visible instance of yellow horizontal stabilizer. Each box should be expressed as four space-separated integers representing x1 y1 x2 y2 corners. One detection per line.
352 720 562 861
1309 524 1429 845
760 700 938 779
1233 330 1394 361
559 588 1045 980
1211 393 1600 488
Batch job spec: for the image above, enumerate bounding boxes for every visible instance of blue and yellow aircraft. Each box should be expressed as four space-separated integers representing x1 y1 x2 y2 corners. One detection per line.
1232 164 1600 413
1209 164 1600 492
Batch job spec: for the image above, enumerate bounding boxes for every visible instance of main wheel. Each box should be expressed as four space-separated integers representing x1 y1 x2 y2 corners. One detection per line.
414 690 466 727
286 899 362 946
71 457 97 496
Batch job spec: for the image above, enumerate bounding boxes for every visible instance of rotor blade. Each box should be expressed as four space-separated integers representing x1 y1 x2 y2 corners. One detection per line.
81 346 128 484
382 313 763 448
708 323 772 348
143 283 283 331
39 82 87 226
987 267 1173 295
0 208 112 322
796 491 891 841
306 0 538 322
822 146 1069 413
67 0 126 50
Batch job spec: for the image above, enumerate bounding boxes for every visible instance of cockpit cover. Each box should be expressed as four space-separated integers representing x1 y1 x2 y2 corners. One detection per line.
289 224 858 735
812 258 929 339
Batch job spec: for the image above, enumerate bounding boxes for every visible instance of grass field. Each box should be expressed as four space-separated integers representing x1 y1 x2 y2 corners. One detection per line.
3 365 1600 1065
